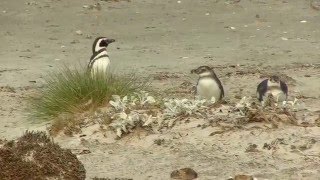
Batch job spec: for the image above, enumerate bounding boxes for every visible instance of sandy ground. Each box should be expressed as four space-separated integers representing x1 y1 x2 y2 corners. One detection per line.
1 0 320 179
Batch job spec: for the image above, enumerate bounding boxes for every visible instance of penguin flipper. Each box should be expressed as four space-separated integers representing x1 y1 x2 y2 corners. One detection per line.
216 78 224 100
257 79 268 101
210 72 224 100
280 80 288 98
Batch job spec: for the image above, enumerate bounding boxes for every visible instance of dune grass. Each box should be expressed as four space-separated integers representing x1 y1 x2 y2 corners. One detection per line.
30 66 148 120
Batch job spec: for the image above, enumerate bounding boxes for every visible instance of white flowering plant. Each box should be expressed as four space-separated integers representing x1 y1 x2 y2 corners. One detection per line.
107 91 220 137
108 91 158 137
163 98 214 118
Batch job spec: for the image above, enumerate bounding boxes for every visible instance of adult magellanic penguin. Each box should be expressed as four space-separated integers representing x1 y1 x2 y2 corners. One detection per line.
88 37 115 76
191 66 224 101
257 75 288 102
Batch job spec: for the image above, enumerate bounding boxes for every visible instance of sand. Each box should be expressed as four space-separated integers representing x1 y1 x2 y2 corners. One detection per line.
0 0 320 179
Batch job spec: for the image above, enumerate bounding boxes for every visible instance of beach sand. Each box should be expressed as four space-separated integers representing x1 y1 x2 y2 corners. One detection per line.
0 0 320 179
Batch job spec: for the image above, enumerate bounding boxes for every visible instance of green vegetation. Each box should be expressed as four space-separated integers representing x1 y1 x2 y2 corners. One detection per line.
30 66 147 120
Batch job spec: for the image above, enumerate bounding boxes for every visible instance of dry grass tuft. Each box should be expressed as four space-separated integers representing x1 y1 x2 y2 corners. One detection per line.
29 65 147 121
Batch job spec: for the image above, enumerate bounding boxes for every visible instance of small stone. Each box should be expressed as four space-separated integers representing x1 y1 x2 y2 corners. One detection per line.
281 37 288 41
311 0 320 10
209 131 224 136
234 175 254 180
177 1 181 3
201 124 208 129
49 37 58 40
263 143 272 150
300 20 307 23
230 26 236 30
245 144 258 152
75 30 83 35
70 40 80 44
205 12 210 16
170 168 197 180
154 139 165 146
85 35 92 39
79 149 91 155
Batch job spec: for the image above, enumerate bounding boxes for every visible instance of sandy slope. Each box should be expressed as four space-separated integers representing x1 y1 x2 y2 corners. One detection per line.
0 0 320 179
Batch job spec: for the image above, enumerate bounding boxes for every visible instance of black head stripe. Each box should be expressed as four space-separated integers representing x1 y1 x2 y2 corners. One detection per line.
92 37 106 53
92 38 100 53
88 48 109 70
99 40 108 47
90 48 107 61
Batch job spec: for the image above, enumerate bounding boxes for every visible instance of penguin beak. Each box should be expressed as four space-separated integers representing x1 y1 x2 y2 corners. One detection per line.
106 39 115 44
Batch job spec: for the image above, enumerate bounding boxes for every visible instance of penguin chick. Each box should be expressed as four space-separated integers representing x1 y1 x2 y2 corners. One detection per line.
88 37 115 76
257 75 288 102
191 66 224 101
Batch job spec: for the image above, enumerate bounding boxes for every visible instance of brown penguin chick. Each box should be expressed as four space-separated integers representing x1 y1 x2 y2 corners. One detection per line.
191 65 224 101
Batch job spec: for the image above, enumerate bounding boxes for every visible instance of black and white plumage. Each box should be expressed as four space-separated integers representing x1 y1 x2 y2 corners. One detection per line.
257 75 288 102
92 37 115 53
88 37 115 76
191 66 224 101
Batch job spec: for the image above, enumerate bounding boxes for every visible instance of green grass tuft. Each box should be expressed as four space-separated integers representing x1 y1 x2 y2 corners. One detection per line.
30 66 148 120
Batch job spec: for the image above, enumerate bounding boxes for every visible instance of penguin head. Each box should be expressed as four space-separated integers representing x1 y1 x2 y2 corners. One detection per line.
92 37 115 53
269 75 280 83
191 66 214 76
267 75 281 87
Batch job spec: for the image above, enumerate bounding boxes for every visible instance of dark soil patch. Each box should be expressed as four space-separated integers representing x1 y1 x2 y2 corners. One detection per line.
0 131 86 180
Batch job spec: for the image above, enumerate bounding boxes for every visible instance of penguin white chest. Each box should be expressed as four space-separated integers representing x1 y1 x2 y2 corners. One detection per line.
266 88 286 102
196 78 221 100
91 56 110 75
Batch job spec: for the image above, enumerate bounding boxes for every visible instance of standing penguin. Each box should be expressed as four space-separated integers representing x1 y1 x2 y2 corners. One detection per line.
256 75 288 102
88 37 115 76
191 66 224 101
